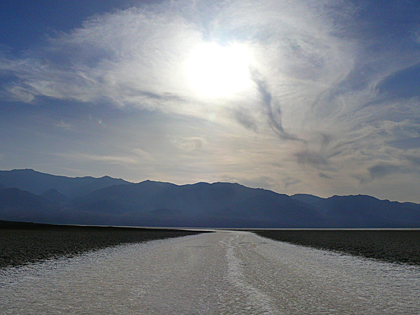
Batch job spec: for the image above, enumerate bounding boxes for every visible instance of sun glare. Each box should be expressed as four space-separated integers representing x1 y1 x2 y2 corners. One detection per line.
185 43 252 98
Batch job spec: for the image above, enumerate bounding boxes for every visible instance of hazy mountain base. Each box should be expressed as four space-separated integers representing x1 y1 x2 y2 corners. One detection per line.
0 169 130 197
0 220 206 268
1 169 420 228
253 229 420 265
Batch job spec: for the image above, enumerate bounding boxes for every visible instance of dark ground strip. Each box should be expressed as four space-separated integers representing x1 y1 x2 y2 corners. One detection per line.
0 220 206 268
252 229 420 266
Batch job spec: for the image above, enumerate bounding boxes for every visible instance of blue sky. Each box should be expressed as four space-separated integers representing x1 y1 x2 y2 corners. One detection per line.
1 0 420 202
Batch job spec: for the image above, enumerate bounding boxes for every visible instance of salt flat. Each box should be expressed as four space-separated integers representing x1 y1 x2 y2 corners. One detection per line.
1 231 419 314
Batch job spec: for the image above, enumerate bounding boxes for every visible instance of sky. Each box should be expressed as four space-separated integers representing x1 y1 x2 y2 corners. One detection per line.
1 0 420 203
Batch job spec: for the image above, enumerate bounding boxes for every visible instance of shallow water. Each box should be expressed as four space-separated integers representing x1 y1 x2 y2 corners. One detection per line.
1 231 419 314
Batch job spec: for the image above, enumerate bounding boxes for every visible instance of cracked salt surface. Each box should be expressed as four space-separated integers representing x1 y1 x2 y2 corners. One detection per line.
1 231 419 314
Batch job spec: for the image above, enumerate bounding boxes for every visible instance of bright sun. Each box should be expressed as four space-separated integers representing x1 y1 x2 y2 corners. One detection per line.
185 43 252 98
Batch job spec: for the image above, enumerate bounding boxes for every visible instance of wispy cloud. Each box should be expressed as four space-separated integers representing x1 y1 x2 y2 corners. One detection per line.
168 136 207 151
54 152 138 166
54 120 72 130
133 148 153 161
368 163 403 180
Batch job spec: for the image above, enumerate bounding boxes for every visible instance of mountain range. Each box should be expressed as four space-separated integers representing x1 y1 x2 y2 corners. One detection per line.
0 169 419 228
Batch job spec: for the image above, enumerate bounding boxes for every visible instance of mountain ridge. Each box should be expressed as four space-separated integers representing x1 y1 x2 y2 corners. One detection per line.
0 169 419 228
0 169 130 197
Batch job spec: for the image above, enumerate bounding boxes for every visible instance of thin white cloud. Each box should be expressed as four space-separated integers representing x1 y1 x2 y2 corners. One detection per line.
54 152 138 166
133 148 153 161
54 120 73 130
168 136 207 151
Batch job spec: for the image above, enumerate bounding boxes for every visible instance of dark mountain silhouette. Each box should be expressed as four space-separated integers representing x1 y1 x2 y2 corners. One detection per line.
292 194 420 228
0 187 123 226
0 188 65 223
0 169 130 197
40 189 69 206
291 194 327 213
71 181 327 227
0 169 419 227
